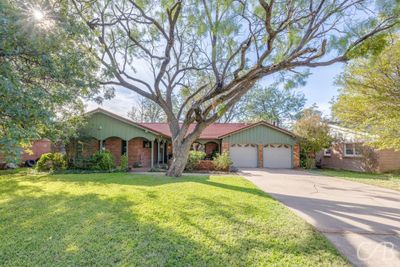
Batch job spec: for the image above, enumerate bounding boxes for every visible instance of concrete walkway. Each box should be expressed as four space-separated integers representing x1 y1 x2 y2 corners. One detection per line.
240 168 400 267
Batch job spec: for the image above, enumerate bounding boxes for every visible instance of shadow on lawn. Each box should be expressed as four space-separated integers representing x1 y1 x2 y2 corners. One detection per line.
0 191 226 266
26 173 268 197
0 173 346 266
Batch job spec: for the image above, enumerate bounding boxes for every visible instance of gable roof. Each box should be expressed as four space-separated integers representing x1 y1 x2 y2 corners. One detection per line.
218 121 296 138
86 108 168 137
86 108 296 139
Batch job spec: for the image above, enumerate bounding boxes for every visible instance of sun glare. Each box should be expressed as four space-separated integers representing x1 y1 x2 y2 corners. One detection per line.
32 8 45 21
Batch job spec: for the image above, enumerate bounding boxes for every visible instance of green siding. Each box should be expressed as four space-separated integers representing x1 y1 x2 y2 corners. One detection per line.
223 124 296 145
82 113 157 141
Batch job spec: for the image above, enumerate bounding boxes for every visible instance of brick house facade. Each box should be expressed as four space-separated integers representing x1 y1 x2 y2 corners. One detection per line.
316 125 400 173
2 109 300 170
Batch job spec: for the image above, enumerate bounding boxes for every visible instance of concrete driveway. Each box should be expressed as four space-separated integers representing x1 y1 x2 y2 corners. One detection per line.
239 168 400 267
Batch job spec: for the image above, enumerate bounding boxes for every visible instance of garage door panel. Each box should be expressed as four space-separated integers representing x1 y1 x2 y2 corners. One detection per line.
263 145 291 168
230 145 257 168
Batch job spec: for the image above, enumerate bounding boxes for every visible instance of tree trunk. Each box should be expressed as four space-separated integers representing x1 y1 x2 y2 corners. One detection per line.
166 139 192 177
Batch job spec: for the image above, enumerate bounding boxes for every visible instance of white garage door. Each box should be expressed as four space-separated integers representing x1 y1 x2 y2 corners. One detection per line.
230 145 258 168
263 145 292 168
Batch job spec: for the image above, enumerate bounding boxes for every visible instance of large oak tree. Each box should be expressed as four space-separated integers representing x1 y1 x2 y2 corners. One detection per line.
71 0 398 176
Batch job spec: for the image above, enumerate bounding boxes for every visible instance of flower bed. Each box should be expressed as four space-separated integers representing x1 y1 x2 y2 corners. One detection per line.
195 160 215 171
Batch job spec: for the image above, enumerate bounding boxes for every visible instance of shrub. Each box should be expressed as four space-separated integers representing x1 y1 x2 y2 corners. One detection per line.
93 151 116 171
120 154 128 171
304 157 315 169
185 151 206 171
36 153 67 172
361 147 379 173
213 152 233 171
70 156 96 170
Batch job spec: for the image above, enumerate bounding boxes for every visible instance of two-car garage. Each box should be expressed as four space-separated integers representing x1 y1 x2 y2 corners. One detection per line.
221 122 297 169
229 143 292 168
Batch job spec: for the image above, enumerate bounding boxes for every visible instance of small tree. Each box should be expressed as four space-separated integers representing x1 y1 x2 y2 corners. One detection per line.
293 108 333 168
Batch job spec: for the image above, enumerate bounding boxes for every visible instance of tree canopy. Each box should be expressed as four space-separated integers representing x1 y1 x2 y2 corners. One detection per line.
332 38 400 150
0 0 106 162
245 85 306 125
127 96 166 122
70 0 399 176
219 84 306 126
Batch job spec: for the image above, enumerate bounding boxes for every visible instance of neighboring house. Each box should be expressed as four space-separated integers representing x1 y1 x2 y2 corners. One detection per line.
69 108 300 169
0 139 52 167
316 124 400 173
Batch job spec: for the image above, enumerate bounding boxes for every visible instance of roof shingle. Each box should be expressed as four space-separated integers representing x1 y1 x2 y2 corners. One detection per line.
139 123 251 139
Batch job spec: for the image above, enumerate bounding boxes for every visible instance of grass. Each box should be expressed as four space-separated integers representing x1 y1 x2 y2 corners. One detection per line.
313 169 400 192
0 169 347 266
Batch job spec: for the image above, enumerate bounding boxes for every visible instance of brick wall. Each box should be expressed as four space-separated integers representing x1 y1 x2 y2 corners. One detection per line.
258 144 263 168
376 149 400 172
104 137 122 165
82 138 100 158
293 144 300 168
205 142 218 156
317 143 365 172
221 142 229 153
20 140 52 162
0 139 52 165
128 138 151 168
195 160 215 171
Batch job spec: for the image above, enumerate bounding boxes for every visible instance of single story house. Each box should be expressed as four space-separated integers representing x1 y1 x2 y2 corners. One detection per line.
316 124 400 173
69 108 300 169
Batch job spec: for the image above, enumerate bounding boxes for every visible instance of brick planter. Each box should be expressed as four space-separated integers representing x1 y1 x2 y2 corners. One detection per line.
195 160 215 171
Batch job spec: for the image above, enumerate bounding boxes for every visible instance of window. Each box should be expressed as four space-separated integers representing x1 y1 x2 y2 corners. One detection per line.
354 143 362 156
344 143 362 157
121 140 127 155
323 148 332 157
143 140 152 148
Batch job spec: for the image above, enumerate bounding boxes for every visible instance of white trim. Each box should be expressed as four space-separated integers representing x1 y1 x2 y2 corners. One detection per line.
344 143 362 157
323 148 332 157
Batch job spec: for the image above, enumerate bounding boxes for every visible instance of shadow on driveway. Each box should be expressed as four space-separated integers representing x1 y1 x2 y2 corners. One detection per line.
240 168 400 267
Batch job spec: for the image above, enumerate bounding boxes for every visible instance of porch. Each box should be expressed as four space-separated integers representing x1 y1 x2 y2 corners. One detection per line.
69 136 171 169
191 140 222 159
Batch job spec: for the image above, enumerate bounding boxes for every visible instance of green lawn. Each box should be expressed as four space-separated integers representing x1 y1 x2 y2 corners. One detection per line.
0 170 347 266
313 169 400 192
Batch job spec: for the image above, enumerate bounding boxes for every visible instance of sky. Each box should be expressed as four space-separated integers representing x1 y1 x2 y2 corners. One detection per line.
85 62 345 120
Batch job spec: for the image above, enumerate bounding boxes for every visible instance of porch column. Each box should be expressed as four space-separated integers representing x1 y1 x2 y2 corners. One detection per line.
162 141 165 164
151 140 154 168
100 140 103 151
164 140 168 163
157 139 160 166
125 139 129 157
